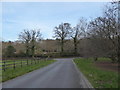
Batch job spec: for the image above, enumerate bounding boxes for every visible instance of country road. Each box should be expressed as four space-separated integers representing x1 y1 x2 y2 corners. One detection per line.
2 58 93 88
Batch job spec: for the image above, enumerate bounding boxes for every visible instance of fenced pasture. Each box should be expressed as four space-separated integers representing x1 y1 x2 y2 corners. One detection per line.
1 58 55 82
0 58 50 71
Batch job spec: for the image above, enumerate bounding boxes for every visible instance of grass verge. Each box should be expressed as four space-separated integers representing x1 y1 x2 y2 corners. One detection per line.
74 58 119 88
1 60 56 82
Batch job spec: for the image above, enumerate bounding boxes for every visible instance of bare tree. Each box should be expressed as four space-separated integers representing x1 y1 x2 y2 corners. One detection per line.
19 29 42 57
101 2 118 62
70 18 87 55
87 2 118 62
118 1 120 63
19 29 31 56
53 23 71 54
30 30 42 57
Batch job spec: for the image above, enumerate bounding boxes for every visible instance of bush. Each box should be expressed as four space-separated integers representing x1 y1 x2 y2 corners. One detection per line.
4 45 16 57
15 51 26 57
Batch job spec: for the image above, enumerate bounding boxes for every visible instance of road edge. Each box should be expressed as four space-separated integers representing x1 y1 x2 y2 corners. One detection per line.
1 60 57 83
72 59 94 88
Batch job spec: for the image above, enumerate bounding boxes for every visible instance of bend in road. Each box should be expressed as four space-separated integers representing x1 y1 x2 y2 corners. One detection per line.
2 58 93 88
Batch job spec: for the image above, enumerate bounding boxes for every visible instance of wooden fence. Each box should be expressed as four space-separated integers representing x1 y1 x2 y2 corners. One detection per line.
0 58 50 71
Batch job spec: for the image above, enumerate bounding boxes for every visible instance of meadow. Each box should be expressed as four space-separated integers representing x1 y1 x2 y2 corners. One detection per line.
74 58 119 88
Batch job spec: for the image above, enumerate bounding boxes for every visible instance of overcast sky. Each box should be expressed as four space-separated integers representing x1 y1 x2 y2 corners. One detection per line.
2 2 108 41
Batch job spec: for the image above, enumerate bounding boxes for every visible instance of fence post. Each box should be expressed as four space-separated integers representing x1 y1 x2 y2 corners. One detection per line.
21 59 22 67
27 59 28 65
34 58 35 64
13 60 15 70
3 60 6 71
35 59 36 64
31 59 32 65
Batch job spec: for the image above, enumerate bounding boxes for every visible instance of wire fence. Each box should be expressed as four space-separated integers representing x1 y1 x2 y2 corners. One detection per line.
0 57 51 71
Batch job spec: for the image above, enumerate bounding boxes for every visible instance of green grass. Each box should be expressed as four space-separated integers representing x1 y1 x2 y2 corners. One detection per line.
97 57 111 61
1 60 56 82
74 58 119 88
0 59 34 65
0 59 43 69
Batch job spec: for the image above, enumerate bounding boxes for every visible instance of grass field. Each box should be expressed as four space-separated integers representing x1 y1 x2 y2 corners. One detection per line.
96 57 111 61
0 59 39 65
0 59 46 70
74 58 119 88
1 60 56 82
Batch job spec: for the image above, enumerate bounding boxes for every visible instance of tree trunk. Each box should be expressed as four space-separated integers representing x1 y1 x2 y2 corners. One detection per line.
118 35 120 63
110 54 117 63
94 57 98 61
31 46 35 58
61 38 64 54
26 44 29 57
74 38 77 55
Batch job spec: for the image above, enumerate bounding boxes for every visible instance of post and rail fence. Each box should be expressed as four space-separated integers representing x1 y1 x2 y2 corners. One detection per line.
0 57 51 71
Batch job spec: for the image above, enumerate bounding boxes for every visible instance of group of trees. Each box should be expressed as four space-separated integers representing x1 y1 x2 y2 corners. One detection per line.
53 18 87 56
87 2 119 62
53 2 119 62
2 1 119 62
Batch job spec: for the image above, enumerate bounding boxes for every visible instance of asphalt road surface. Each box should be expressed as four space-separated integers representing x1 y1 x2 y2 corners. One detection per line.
2 58 93 88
